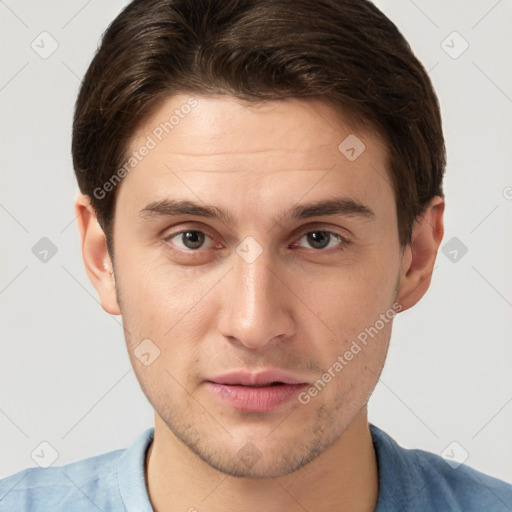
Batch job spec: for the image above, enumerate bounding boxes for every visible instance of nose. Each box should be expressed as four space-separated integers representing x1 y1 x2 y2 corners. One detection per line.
217 247 295 350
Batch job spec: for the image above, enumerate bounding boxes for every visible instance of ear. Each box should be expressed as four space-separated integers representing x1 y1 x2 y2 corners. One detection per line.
74 193 121 315
396 196 445 312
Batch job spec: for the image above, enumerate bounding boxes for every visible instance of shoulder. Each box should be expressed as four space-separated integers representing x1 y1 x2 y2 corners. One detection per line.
405 445 512 510
0 448 123 511
0 428 154 512
370 424 512 511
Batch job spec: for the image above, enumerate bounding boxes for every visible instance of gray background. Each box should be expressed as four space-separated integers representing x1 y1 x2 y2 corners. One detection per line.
1 0 511 482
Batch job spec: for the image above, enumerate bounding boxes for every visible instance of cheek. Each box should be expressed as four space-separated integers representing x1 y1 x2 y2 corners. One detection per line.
117 251 216 331
305 260 397 329
297 253 399 380
117 263 222 387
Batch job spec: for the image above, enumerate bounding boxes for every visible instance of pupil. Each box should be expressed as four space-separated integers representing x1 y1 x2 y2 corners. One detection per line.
307 231 330 249
183 231 205 249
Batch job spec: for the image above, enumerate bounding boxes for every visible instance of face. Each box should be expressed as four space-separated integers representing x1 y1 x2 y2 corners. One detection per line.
108 94 405 478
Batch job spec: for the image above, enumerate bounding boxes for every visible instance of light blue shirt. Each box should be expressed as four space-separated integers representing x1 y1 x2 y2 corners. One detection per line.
1 425 511 511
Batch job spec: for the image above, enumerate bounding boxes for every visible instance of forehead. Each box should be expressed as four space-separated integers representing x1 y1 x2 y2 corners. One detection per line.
117 93 394 218
131 93 387 162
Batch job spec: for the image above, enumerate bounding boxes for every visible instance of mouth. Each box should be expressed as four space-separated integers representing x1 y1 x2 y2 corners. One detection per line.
205 370 308 412
246 381 285 386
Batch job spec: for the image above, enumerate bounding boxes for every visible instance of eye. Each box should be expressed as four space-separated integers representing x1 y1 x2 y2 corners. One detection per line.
293 230 349 251
166 230 217 251
163 226 350 255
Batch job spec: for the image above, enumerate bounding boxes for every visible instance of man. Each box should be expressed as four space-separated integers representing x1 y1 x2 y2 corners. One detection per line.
1 0 511 510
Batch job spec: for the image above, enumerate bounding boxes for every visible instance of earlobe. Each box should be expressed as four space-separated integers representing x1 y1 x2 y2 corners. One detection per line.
396 196 445 312
74 193 121 315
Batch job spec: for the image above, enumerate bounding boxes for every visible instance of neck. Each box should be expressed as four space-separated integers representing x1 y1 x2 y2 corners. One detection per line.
145 408 379 512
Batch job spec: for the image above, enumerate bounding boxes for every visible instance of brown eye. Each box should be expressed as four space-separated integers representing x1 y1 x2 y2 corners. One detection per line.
181 231 205 249
306 231 331 249
297 230 346 250
168 230 212 250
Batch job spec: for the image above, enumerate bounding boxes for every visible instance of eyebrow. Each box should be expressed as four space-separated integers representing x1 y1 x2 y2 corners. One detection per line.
138 195 375 226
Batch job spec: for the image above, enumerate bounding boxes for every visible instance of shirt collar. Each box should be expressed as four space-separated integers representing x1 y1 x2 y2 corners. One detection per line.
117 427 155 511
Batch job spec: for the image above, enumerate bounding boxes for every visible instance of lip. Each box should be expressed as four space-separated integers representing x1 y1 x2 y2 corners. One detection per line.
205 370 308 412
207 370 307 386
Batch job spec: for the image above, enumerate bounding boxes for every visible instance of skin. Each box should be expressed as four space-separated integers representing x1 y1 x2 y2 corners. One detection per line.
75 94 444 512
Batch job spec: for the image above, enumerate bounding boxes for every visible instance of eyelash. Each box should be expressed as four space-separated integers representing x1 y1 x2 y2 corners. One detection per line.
163 225 352 254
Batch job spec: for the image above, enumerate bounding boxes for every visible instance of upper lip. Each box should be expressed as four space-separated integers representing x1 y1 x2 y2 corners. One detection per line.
207 370 307 386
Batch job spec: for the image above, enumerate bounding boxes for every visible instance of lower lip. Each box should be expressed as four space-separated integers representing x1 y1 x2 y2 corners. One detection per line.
205 382 307 412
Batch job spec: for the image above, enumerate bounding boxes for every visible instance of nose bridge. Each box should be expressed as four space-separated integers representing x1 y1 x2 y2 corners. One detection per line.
218 245 294 348
237 249 274 318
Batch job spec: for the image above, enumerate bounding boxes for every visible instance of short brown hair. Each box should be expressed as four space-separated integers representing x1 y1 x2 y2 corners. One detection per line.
72 0 445 257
